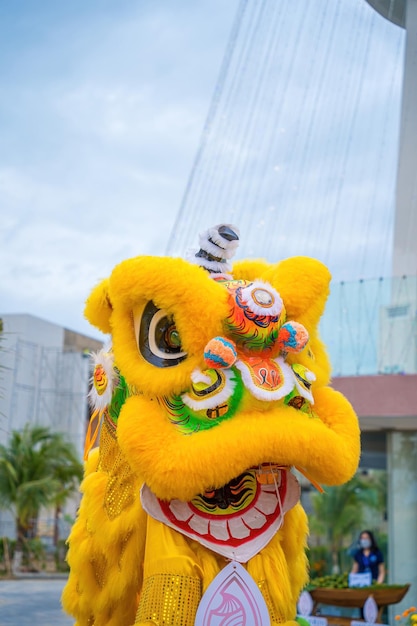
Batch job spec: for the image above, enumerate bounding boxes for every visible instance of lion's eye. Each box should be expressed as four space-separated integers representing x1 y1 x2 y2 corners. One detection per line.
137 301 187 367
165 326 181 349
252 288 274 307
240 281 283 317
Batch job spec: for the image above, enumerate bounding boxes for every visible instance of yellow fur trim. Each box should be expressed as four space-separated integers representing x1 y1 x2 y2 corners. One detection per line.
248 504 309 622
117 387 359 502
232 258 272 281
62 432 147 626
84 278 112 334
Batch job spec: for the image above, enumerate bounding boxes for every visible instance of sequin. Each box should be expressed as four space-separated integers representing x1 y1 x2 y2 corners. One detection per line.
135 574 201 625
98 418 135 520
90 552 108 589
118 530 133 570
257 579 285 623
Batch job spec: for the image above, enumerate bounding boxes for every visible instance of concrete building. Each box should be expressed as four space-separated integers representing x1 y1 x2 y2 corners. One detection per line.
0 313 103 539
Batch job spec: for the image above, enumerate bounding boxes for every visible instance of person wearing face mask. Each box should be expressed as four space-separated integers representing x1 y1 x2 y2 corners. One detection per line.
350 529 385 584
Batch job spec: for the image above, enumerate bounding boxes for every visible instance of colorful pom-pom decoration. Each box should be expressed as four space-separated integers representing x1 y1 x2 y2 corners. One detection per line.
87 347 115 411
204 336 237 369
93 364 108 396
277 321 309 353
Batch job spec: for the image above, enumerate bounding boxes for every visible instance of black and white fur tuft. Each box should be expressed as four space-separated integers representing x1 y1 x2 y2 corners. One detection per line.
187 224 240 275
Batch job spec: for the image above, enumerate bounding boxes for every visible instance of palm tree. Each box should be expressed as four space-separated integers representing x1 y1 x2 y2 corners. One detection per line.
0 423 83 567
309 474 378 574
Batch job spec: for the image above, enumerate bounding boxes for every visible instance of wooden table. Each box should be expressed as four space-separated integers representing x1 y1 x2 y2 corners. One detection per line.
309 585 410 625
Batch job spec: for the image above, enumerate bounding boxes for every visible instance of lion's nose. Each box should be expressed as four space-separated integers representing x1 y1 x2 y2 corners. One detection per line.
204 337 237 369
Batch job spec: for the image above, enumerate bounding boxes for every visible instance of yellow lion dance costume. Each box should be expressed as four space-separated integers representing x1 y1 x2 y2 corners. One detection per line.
62 224 360 626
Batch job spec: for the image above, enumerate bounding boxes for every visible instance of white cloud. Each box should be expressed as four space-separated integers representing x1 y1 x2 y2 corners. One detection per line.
0 1 240 335
0 0 408 339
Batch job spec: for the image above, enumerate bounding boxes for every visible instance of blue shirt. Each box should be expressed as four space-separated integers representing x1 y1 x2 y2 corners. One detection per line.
354 548 384 581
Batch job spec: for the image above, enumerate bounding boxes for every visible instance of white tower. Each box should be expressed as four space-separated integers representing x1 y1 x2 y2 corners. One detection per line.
370 0 417 375
367 0 417 277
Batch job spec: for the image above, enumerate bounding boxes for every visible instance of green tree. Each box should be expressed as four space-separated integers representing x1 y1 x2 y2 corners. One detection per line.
309 474 379 574
366 469 387 525
0 424 83 556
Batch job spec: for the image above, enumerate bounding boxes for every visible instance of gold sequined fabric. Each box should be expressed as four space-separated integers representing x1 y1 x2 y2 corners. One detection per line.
98 416 135 519
90 552 108 589
117 530 133 570
135 574 201 625
97 414 118 471
257 579 285 623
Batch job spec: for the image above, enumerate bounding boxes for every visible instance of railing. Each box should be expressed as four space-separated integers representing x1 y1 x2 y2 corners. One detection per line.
320 275 417 377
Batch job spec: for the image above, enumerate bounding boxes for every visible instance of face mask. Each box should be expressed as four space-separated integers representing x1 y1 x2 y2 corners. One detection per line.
360 538 371 549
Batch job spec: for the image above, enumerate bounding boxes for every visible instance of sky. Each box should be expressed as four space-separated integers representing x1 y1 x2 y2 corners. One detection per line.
0 0 239 339
0 0 406 342
167 0 405 280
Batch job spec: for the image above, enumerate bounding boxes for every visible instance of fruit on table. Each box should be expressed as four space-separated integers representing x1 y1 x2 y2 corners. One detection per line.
307 573 406 591
308 573 349 589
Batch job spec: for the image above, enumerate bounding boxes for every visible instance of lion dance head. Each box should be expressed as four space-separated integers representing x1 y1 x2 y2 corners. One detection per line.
62 224 360 626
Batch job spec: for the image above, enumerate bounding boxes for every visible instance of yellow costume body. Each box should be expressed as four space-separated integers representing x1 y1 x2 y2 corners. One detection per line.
62 226 360 626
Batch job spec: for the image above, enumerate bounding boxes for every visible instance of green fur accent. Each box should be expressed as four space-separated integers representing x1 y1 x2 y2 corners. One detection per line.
108 371 129 424
163 368 244 434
